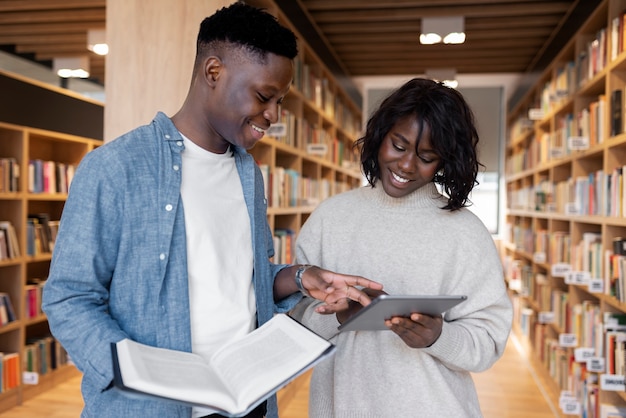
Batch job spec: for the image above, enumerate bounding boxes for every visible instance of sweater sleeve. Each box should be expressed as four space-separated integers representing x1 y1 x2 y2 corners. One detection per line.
421 227 513 373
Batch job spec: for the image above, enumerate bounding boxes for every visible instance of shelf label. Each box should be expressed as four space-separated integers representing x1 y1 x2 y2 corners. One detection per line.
559 392 580 415
574 347 595 362
533 252 546 263
565 271 589 285
550 147 565 159
587 357 604 373
564 203 579 215
588 278 603 293
567 136 589 151
306 143 328 156
552 263 571 277
22 371 39 385
561 401 581 415
538 311 555 324
559 333 577 347
528 108 545 120
600 374 626 391
266 123 286 138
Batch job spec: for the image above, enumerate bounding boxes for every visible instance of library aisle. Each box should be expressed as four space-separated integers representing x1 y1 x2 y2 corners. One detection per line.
0 332 557 417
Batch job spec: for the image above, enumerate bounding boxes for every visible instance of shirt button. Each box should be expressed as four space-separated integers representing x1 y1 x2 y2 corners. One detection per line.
173 165 180 171
165 134 171 139
165 204 173 211
159 253 166 260
176 141 183 147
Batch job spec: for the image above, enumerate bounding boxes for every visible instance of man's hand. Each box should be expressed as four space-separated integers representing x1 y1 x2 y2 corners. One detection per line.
300 266 384 314
335 288 388 323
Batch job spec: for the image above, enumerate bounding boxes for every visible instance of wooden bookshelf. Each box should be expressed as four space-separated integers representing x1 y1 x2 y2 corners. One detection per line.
245 0 363 264
0 120 101 411
504 0 626 415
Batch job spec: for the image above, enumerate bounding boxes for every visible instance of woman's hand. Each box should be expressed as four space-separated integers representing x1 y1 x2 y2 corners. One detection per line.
385 313 443 348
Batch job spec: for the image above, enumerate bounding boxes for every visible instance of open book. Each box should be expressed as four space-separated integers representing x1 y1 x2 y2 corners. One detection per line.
111 314 334 417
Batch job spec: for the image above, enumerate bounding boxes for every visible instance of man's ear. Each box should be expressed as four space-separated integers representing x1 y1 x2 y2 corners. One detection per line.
205 57 222 85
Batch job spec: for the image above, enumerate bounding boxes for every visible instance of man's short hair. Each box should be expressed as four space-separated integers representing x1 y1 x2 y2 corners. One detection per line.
197 2 298 60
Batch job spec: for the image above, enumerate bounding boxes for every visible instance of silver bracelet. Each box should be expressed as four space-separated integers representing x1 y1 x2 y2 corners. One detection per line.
295 264 313 297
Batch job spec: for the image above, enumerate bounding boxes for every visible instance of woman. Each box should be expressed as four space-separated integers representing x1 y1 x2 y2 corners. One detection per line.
292 78 513 417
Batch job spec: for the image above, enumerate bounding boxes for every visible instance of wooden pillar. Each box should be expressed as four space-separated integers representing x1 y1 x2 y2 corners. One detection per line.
104 0 233 141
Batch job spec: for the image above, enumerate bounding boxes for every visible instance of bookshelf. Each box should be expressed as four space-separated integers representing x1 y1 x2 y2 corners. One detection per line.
245 0 363 265
0 120 101 411
504 0 626 415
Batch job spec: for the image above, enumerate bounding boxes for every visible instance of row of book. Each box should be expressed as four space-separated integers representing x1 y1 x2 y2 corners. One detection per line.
503 227 626 303
259 164 336 209
272 229 295 265
0 158 19 193
264 107 359 169
0 221 19 261
507 165 626 218
28 159 76 194
513 294 626 417
26 213 59 256
24 278 45 320
539 26 607 115
23 335 70 378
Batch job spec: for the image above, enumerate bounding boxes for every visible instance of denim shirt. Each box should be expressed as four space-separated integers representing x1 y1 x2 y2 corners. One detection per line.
42 112 301 418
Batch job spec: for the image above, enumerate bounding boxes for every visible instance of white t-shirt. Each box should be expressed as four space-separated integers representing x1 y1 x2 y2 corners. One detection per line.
180 135 255 417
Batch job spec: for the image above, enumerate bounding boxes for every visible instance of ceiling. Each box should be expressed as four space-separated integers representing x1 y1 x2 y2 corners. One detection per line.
0 0 602 100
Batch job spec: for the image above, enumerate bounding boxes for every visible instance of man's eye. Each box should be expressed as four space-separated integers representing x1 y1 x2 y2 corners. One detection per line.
258 94 269 103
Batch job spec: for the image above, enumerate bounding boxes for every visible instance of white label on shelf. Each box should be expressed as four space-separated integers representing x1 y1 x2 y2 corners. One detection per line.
559 333 577 347
533 252 546 263
538 311 555 324
552 263 572 277
267 123 286 138
559 391 575 409
561 401 581 415
565 271 589 285
574 347 595 362
545 202 557 212
567 136 589 150
306 143 328 156
600 374 626 391
22 371 39 385
550 147 565 159
588 278 603 293
528 108 545 120
587 357 604 373
564 203 579 215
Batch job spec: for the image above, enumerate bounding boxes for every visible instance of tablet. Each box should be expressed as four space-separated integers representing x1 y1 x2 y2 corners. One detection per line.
338 294 467 332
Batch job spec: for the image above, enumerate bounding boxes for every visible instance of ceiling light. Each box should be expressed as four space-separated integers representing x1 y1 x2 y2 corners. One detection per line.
53 56 90 78
426 68 458 88
420 16 465 45
87 29 108 56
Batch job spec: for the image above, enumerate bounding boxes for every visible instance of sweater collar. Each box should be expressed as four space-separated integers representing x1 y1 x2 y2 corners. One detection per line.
368 181 444 209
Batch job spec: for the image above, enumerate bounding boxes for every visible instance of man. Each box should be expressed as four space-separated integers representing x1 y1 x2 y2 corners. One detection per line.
42 3 382 418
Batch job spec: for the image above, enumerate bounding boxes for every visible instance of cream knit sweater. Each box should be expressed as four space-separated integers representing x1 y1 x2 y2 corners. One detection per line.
292 183 512 418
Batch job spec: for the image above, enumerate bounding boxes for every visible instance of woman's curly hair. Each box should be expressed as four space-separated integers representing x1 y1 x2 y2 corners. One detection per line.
356 78 482 211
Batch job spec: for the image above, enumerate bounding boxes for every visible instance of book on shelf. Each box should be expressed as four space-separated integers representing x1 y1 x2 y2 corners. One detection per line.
0 221 20 260
112 313 335 416
0 293 16 326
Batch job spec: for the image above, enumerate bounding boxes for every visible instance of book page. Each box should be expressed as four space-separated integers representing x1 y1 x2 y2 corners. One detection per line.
116 339 236 411
114 314 332 414
211 314 331 407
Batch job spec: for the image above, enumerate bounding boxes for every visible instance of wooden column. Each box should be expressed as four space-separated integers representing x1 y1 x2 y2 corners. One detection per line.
104 0 233 141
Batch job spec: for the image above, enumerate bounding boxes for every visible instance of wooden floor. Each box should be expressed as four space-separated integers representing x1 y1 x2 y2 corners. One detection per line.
0 332 558 417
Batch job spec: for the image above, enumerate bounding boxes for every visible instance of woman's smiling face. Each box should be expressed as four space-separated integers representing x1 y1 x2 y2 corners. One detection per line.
377 115 441 198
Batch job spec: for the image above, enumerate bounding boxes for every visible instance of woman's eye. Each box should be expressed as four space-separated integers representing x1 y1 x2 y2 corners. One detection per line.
392 142 404 151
